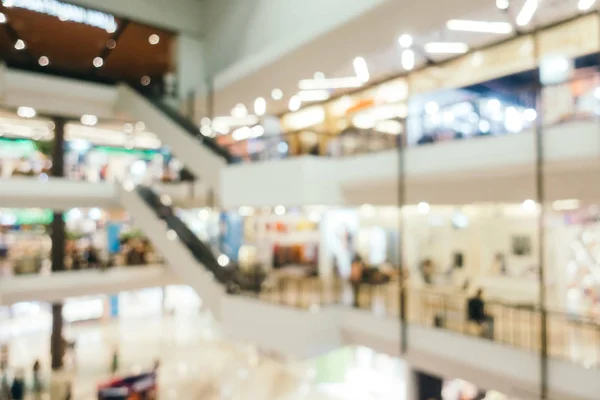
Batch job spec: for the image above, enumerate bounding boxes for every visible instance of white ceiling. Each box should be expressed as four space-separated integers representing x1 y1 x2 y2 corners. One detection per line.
209 0 596 116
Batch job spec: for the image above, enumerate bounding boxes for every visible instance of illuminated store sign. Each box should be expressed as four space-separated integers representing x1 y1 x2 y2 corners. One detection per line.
3 0 117 32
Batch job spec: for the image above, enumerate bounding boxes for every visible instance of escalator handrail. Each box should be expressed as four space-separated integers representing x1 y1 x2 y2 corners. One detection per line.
135 186 230 284
127 84 232 163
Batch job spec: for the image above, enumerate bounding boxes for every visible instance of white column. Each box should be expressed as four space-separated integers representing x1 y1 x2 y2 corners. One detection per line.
403 363 418 400
173 35 209 115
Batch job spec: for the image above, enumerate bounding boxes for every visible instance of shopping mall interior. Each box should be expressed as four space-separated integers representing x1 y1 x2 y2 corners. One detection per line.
0 0 599 399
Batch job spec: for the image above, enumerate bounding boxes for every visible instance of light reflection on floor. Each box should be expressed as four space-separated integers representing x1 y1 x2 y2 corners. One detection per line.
1 311 407 400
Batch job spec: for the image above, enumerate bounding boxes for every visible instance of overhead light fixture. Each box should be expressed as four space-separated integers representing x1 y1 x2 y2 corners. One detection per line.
314 71 325 79
578 0 596 10
353 56 370 83
288 95 301 112
17 106 36 118
0 13 6 23
296 90 330 102
516 0 538 26
38 56 49 67
274 205 286 216
424 42 469 54
298 77 363 90
212 115 259 128
254 97 266 116
14 39 25 50
217 254 230 267
496 0 510 9
106 39 116 49
93 57 104 68
401 49 415 70
148 34 160 45
231 103 248 118
282 106 326 130
141 76 151 86
271 88 283 100
446 19 513 34
231 125 264 141
80 114 98 126
375 120 403 135
398 34 413 48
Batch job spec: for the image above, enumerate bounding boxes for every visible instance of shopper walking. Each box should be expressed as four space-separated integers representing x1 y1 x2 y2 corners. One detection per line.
110 348 119 375
350 256 364 308
32 359 41 393
10 370 24 400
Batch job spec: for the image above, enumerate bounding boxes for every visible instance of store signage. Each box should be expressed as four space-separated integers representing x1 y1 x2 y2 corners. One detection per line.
3 0 118 32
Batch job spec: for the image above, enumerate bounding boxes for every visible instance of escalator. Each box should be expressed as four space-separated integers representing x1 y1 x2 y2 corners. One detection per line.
116 84 232 192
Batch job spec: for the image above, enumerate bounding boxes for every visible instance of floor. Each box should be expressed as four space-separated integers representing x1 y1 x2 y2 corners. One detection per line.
1 309 406 400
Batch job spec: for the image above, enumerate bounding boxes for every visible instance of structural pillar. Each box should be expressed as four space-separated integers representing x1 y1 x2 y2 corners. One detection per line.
50 118 66 370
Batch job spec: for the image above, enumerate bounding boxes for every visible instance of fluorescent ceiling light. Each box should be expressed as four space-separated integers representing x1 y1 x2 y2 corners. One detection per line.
424 42 468 54
298 77 363 90
353 56 370 83
254 97 266 116
213 115 259 128
516 0 538 26
296 90 330 102
283 106 325 130
401 49 415 70
446 19 513 34
17 106 36 118
80 114 98 126
578 0 596 10
232 125 264 141
288 95 301 112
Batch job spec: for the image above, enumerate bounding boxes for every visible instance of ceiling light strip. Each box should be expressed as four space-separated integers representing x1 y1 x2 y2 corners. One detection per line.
446 19 513 34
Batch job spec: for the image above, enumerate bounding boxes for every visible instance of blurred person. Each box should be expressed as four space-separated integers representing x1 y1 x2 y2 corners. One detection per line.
126 239 147 266
10 369 24 400
350 256 364 308
467 289 491 337
69 247 83 271
32 359 41 393
110 348 119 375
84 243 101 268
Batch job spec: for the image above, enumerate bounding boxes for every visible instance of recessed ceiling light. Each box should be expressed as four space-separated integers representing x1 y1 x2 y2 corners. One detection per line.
398 34 413 48
141 75 151 86
496 0 510 10
93 57 104 68
14 39 25 50
353 56 370 83
106 39 116 49
271 88 283 100
578 0 596 10
17 106 36 118
288 95 301 112
424 42 469 54
254 97 266 116
0 13 6 23
516 0 538 26
81 114 98 126
149 34 160 45
446 20 513 34
401 49 415 70
38 56 49 67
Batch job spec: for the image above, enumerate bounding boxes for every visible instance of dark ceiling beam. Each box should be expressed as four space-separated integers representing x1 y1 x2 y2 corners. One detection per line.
89 19 130 74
